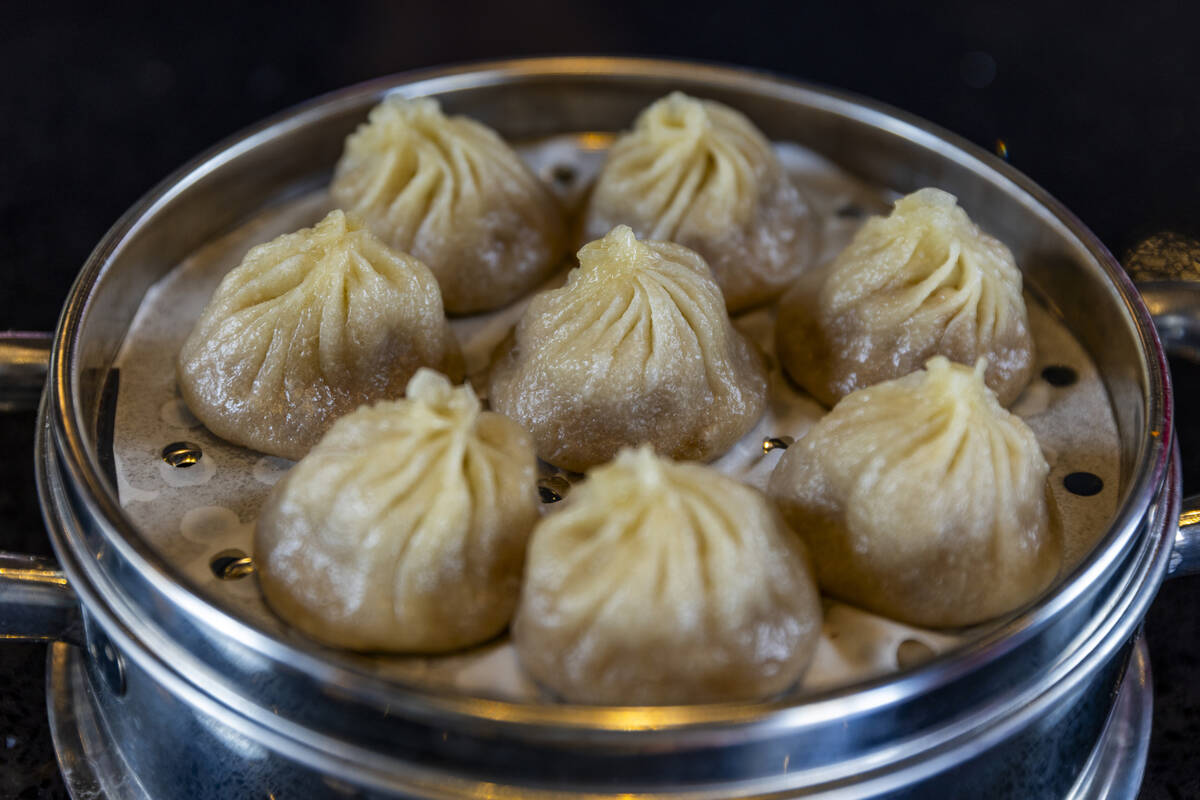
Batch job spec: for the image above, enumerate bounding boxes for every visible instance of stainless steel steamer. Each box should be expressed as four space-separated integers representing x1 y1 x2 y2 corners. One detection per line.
1 58 1198 799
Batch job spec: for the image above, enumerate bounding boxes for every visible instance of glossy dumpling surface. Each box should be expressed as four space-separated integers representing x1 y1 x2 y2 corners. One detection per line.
489 225 767 472
178 210 463 460
255 369 539 653
768 357 1061 628
514 446 822 704
331 96 567 313
583 92 816 312
776 188 1034 407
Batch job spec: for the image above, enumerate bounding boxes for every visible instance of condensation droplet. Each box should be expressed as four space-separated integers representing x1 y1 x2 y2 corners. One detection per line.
253 455 293 486
895 638 936 670
162 441 203 468
180 506 246 546
160 397 201 428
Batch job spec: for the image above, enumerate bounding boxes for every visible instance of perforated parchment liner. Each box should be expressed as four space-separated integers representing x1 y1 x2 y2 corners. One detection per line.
111 136 1120 701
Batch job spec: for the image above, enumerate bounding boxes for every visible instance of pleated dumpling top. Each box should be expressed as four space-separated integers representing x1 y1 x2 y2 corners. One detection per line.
768 357 1061 628
255 369 539 653
489 225 767 472
515 446 822 704
776 188 1035 407
583 92 816 311
332 96 567 313
178 210 463 460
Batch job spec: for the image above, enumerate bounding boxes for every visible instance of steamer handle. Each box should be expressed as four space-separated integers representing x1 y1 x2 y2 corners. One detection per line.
0 332 52 413
0 331 81 644
0 555 81 645
1138 282 1200 578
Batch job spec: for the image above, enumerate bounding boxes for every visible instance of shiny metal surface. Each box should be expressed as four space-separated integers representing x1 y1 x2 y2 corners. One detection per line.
1135 279 1200 576
0 553 80 645
1140 280 1200 364
47 643 148 800
1169 494 1200 578
0 355 81 648
1065 636 1153 800
3 57 1190 797
0 331 51 412
40 637 1156 800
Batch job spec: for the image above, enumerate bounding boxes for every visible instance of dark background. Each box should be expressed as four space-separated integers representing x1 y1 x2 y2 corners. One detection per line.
2 1 1199 797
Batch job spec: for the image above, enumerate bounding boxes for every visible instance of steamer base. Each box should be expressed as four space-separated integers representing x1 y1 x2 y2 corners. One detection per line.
45 637 1155 800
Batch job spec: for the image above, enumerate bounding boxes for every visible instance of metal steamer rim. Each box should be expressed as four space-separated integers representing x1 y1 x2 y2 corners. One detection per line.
22 58 1192 798
43 638 1158 800
48 57 1172 721
104 115 1123 707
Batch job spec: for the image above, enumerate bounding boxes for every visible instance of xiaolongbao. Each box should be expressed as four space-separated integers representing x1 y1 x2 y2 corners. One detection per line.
768 357 1061 628
331 96 567 314
583 92 816 312
514 446 822 704
256 369 539 653
776 188 1034 407
178 210 463 461
488 225 767 472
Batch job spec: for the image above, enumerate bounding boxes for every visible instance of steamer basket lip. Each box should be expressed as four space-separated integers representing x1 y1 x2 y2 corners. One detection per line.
46 56 1172 734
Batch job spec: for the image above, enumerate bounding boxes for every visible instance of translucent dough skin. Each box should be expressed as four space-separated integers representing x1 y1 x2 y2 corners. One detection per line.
255 370 539 653
178 211 463 461
489 226 768 472
776 188 1034 407
768 358 1061 628
583 92 815 312
331 97 567 314
514 447 822 704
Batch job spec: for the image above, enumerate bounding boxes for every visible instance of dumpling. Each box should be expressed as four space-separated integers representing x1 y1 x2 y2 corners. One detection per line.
178 210 463 461
767 357 1061 628
514 446 822 704
488 225 768 472
582 92 816 312
776 187 1034 407
255 369 539 653
331 96 567 314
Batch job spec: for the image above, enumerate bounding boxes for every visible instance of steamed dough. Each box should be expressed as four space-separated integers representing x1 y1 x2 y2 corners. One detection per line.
776 188 1034 407
255 370 539 653
489 225 767 472
769 357 1061 628
332 96 567 313
177 210 462 461
584 92 817 312
515 446 822 704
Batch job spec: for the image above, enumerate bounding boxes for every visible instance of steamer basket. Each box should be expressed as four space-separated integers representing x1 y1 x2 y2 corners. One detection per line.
2 57 1198 799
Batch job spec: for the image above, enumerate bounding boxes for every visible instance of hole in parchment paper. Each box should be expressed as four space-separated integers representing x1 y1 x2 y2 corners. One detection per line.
210 549 255 580
538 475 570 503
162 441 202 468
1041 365 1078 387
762 436 794 454
551 164 577 186
1064 472 1104 496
